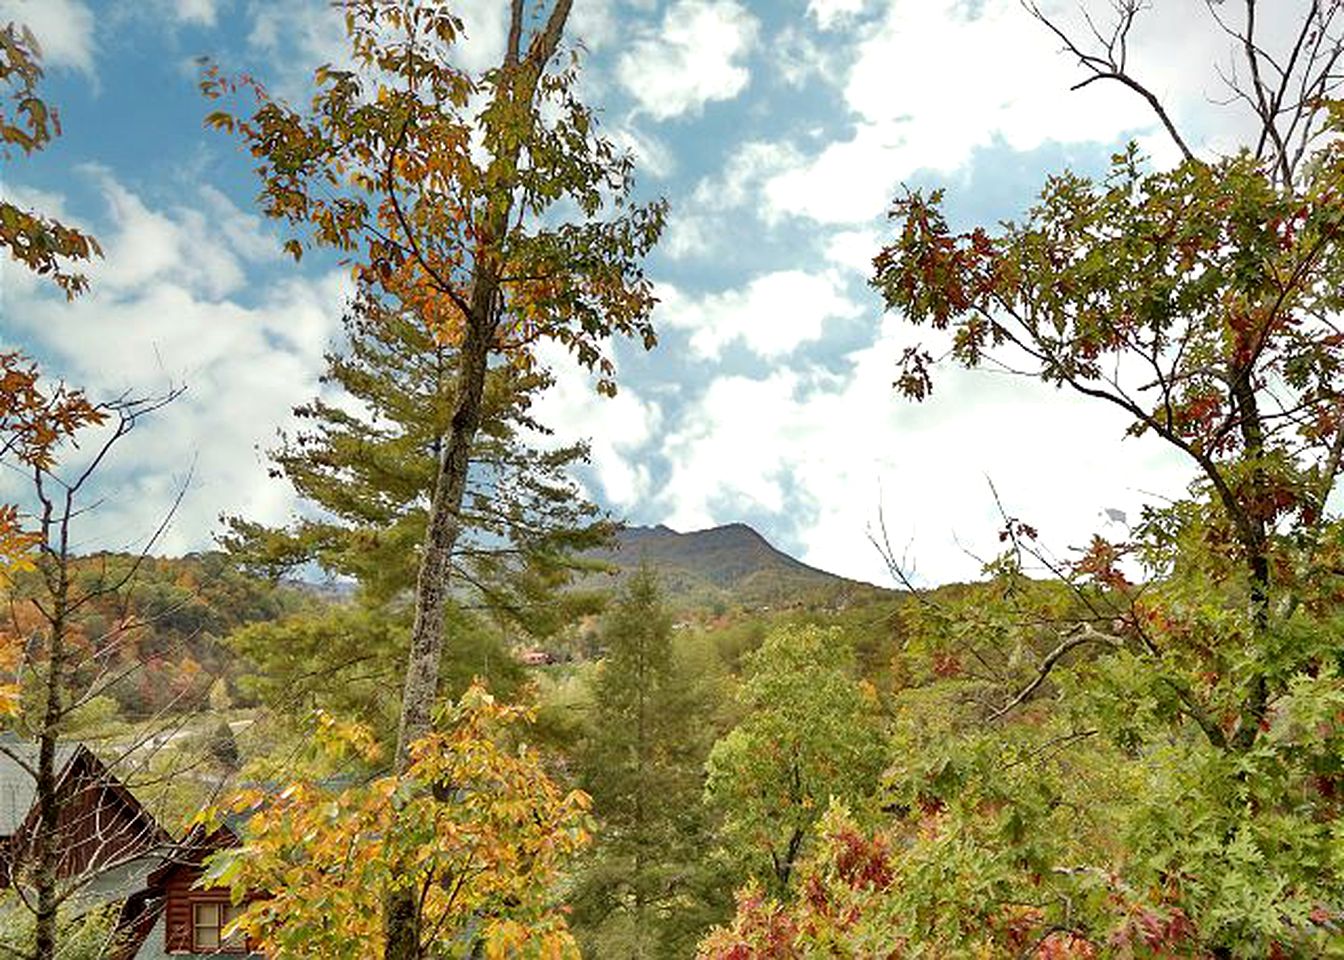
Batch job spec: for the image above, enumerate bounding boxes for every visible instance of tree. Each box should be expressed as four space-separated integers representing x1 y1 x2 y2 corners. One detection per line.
204 2 664 951
0 24 155 957
0 17 106 695
864 2 1344 953
0 901 120 960
223 294 611 618
203 684 592 960
0 392 211 960
227 598 524 746
219 292 601 740
570 567 728 958
703 625 884 897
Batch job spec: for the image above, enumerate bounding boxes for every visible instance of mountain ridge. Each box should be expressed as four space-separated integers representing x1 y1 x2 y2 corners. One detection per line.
591 522 890 610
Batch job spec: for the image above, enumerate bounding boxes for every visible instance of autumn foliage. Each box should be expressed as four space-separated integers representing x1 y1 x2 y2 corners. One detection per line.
0 352 103 715
201 683 592 959
0 24 102 296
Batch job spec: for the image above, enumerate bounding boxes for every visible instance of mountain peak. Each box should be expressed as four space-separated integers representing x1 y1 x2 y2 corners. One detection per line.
598 521 887 609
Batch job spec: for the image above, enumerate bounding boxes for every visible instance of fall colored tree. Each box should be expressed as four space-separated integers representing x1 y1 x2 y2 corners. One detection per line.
0 354 103 716
203 683 591 960
0 24 128 960
0 15 104 730
0 22 100 296
0 392 202 960
204 2 663 952
856 2 1344 954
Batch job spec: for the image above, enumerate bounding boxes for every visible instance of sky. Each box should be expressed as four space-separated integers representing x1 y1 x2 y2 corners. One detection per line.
0 0 1311 586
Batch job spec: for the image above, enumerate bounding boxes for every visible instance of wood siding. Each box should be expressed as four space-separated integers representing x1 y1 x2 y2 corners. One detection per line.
155 827 257 955
3 747 166 883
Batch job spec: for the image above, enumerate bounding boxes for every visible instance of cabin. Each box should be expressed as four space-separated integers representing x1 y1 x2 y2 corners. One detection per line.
112 821 261 959
0 739 172 916
0 737 261 957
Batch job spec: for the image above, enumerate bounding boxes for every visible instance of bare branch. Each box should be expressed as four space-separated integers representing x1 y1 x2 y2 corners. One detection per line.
989 624 1122 721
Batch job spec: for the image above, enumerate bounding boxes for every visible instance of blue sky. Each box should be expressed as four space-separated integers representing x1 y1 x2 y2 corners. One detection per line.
0 0 1300 584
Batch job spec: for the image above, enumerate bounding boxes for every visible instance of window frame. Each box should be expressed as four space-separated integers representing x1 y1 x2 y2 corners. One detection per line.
190 899 247 954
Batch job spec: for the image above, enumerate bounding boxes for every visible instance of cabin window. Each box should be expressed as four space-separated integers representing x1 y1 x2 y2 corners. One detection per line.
192 901 245 952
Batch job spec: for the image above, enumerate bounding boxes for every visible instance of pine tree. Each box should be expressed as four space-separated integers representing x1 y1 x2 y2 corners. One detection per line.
221 295 606 726
572 567 729 958
226 294 608 610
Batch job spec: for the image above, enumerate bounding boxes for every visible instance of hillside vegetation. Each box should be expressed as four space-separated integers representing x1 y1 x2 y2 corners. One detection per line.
586 523 894 612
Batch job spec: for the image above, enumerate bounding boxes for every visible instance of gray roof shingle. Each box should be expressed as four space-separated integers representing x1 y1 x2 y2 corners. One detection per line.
0 737 80 836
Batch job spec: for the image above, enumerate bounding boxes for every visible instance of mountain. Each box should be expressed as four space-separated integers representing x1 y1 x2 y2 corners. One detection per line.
589 523 891 610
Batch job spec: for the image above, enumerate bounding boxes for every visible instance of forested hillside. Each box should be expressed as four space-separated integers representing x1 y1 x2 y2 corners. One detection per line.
3 1 1343 958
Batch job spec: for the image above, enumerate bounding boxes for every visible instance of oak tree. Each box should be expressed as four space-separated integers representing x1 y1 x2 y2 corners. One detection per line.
866 2 1344 953
0 22 100 297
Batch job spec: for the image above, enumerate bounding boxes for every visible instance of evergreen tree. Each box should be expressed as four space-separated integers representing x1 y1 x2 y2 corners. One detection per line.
571 567 729 958
220 294 604 728
225 293 609 616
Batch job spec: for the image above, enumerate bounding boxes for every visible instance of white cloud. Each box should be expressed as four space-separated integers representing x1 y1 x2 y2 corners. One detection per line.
74 166 279 301
0 174 348 555
571 0 655 51
654 317 1195 586
808 0 867 30
693 140 801 210
822 227 879 277
529 343 662 511
774 25 837 88
662 140 801 260
450 0 508 73
616 0 758 120
752 0 1279 226
657 270 861 360
0 0 95 74
161 0 218 26
609 125 676 180
246 0 352 99
762 0 1155 224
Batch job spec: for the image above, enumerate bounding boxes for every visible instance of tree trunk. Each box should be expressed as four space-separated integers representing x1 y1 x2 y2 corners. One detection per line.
394 311 495 770
32 549 69 960
382 6 574 956
384 305 493 960
33 729 59 960
1229 372 1271 750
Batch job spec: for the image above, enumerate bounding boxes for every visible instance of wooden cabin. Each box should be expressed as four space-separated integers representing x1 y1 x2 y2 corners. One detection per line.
0 737 260 957
0 739 172 913
112 821 261 959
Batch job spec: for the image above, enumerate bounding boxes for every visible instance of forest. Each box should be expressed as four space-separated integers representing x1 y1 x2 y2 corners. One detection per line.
1 0 1342 957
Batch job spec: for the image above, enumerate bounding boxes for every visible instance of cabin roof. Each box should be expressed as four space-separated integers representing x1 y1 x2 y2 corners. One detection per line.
0 736 171 852
0 738 81 836
145 822 240 888
69 853 167 911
